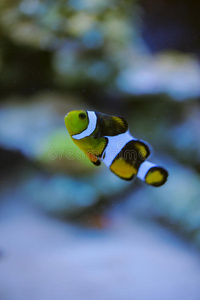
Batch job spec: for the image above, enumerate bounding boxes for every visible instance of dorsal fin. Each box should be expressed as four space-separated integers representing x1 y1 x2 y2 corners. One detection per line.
94 112 128 138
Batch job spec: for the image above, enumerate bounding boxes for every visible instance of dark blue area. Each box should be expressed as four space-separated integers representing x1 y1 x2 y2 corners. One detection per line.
141 0 200 55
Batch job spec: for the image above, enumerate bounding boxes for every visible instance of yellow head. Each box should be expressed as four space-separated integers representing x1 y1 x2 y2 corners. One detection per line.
64 110 89 137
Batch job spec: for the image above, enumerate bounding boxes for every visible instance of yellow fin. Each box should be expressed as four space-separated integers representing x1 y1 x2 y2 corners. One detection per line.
86 137 107 160
85 137 107 166
145 167 168 187
95 138 108 157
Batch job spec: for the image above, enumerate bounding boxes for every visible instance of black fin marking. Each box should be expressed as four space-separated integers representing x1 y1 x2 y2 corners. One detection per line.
111 139 150 170
91 160 101 166
109 139 150 181
94 112 128 138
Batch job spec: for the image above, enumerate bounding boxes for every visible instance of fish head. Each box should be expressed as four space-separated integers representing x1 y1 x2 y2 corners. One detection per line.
64 110 89 136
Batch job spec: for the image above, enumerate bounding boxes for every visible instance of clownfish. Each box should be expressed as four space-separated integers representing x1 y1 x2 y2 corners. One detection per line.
64 110 168 187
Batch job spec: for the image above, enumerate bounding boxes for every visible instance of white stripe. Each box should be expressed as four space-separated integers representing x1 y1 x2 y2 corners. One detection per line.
102 131 134 167
137 161 155 181
72 111 97 140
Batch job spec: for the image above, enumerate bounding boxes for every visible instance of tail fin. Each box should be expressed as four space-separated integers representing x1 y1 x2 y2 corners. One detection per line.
137 161 168 187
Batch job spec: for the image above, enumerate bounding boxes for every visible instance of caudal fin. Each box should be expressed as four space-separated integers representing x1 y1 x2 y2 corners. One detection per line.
137 161 168 187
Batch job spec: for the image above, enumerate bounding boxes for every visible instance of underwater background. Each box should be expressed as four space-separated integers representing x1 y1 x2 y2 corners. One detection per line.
0 0 200 299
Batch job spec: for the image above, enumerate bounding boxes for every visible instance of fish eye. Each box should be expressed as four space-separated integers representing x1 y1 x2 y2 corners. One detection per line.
79 113 86 120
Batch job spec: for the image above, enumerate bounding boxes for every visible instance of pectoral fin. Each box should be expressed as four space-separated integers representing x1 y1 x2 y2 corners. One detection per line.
95 137 108 158
84 137 108 166
86 152 101 166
